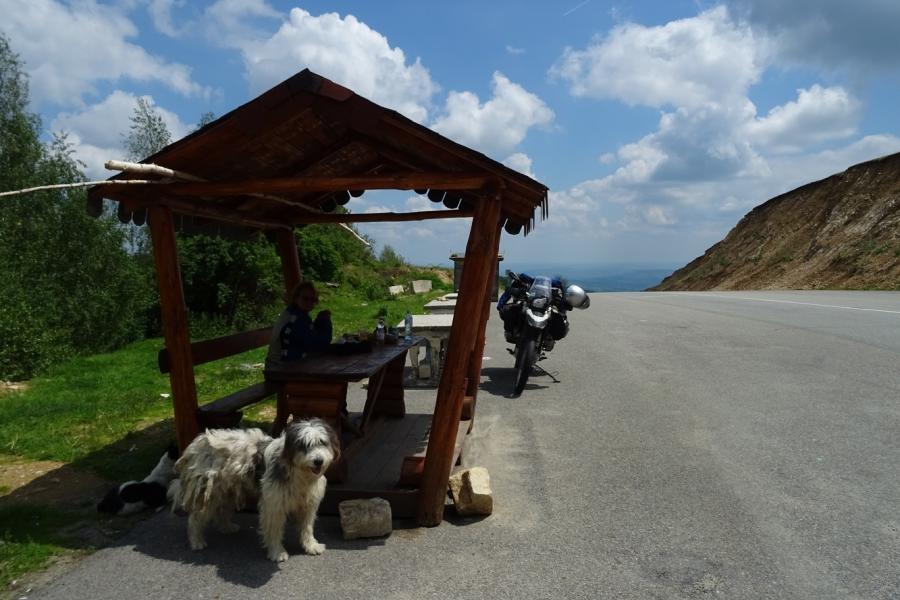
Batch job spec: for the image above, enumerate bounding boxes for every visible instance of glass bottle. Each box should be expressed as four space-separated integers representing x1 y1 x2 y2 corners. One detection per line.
375 316 386 344
404 310 413 342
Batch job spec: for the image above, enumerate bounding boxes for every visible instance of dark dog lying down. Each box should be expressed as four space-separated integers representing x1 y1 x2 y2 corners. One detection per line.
97 445 178 515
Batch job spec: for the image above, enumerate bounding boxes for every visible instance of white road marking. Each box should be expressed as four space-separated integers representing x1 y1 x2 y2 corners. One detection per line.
674 293 900 315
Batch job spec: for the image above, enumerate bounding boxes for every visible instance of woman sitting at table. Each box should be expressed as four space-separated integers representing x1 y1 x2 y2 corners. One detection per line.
265 281 332 368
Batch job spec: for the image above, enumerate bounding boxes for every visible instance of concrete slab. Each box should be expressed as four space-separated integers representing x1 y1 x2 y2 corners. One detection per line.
424 299 456 314
410 279 432 294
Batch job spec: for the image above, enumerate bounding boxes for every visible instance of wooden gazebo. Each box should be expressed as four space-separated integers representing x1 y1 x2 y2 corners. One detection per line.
88 69 548 526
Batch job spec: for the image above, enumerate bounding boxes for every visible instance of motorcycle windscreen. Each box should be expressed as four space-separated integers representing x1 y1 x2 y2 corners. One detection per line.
528 276 553 310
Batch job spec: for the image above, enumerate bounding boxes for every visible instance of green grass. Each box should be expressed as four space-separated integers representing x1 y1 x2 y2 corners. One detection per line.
318 286 449 337
0 284 452 587
0 286 450 482
0 505 88 587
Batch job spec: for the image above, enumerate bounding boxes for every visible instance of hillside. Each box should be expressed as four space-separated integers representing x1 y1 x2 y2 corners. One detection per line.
651 152 900 291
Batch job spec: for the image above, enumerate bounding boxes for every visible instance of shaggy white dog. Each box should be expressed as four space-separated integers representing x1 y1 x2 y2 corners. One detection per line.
174 419 339 562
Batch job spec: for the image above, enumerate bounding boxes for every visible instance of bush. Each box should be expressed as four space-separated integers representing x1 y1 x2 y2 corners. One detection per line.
296 221 374 283
175 233 283 335
378 245 405 268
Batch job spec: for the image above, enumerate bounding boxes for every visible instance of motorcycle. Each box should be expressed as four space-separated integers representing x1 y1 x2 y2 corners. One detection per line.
502 270 590 396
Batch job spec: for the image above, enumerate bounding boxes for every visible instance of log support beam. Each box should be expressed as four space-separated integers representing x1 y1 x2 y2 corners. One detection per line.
416 190 502 526
275 229 303 296
147 205 200 451
463 219 503 432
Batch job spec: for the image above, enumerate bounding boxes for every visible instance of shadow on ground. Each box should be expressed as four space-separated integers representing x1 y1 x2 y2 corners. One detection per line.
0 419 178 587
479 367 551 397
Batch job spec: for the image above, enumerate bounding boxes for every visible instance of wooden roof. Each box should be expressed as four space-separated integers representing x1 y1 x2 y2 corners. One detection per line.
88 69 549 236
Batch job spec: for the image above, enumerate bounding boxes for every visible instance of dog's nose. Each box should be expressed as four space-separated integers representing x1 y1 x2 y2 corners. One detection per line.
313 457 324 467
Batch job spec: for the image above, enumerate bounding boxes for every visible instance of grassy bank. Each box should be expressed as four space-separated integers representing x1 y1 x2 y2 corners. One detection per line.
0 282 450 586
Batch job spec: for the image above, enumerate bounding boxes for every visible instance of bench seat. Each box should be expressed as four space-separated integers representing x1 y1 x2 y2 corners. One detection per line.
197 381 277 429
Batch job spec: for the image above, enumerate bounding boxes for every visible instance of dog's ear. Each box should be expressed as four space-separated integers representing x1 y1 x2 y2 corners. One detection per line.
327 422 341 464
166 443 179 461
281 422 299 462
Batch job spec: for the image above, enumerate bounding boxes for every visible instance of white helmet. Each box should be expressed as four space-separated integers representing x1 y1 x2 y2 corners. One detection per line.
565 284 590 309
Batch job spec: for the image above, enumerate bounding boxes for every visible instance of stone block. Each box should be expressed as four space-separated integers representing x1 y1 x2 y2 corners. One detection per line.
410 279 432 294
388 285 405 296
448 467 493 516
338 497 392 540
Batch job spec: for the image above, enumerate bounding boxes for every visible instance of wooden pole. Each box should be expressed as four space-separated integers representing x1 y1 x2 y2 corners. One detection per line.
463 218 503 429
275 229 303 297
140 173 492 197
416 193 502 526
289 209 472 225
147 205 200 451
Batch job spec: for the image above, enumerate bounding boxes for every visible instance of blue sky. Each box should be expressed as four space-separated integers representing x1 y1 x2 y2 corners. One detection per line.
3 0 900 268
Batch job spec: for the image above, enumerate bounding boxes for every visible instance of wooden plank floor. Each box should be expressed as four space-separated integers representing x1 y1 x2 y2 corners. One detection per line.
320 411 470 518
342 413 431 489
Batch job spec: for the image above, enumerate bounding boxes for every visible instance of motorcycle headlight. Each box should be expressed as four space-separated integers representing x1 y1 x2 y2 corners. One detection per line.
532 297 547 310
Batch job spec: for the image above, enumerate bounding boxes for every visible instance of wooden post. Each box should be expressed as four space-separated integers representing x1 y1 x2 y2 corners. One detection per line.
463 219 503 428
275 229 302 295
147 205 200 451
416 192 502 526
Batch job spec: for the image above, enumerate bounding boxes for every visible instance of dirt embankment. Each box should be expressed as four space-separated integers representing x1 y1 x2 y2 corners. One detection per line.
651 152 900 291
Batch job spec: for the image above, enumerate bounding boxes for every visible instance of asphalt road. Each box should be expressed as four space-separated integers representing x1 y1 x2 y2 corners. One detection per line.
33 291 900 599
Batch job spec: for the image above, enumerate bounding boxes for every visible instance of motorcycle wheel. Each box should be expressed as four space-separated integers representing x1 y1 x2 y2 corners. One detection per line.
513 338 537 396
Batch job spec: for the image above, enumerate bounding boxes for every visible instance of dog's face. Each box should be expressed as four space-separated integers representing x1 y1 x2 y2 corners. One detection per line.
282 419 340 477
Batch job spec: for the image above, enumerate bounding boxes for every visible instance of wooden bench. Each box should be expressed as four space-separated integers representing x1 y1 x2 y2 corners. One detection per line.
158 327 275 429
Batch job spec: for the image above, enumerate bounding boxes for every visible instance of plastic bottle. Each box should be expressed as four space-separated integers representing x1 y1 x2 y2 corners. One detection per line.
376 316 386 344
404 310 413 342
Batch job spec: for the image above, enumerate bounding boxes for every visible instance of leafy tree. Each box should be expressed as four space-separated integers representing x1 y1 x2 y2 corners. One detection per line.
0 34 150 379
0 35 42 193
378 244 406 268
123 97 172 161
120 103 288 336
194 111 216 131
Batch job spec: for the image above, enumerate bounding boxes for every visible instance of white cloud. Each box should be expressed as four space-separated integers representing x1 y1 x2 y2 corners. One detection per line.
502 153 537 179
745 85 861 153
147 0 185 37
431 72 554 157
405 196 442 212
51 91 190 178
505 45 525 55
550 6 765 109
203 0 282 46
240 8 437 123
544 3 894 250
0 0 210 107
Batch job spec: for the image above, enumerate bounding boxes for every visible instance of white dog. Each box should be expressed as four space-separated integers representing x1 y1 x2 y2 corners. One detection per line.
174 419 339 562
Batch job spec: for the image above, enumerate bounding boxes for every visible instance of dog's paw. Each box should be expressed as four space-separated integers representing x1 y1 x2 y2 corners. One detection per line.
189 538 207 551
268 547 289 562
303 541 326 556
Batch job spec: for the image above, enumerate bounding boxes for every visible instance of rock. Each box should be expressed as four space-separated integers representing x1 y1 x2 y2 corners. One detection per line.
388 285 405 296
410 279 432 294
448 467 493 516
339 498 392 540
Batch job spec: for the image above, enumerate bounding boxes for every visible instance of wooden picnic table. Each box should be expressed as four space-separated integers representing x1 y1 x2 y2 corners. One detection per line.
263 336 425 482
